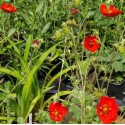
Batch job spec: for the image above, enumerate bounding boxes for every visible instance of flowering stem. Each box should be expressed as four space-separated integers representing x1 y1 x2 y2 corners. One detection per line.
70 19 88 123
105 68 113 94
118 0 124 21
57 38 66 96
99 27 107 56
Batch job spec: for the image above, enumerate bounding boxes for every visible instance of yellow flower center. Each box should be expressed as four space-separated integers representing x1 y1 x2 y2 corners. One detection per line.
100 104 111 115
52 110 61 117
89 41 94 47
108 10 113 14
54 111 59 116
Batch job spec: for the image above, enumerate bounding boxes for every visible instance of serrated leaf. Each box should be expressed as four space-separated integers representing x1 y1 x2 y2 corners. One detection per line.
97 19 115 26
97 19 108 26
86 11 95 18
69 104 81 120
111 61 125 72
79 60 90 75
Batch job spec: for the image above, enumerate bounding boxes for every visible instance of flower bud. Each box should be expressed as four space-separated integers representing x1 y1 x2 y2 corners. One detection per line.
32 40 40 48
54 30 62 39
68 41 73 46
73 0 80 6
90 56 97 62
63 26 70 34
94 89 105 98
53 93 59 102
71 8 79 14
61 22 67 27
117 46 125 53
66 19 77 26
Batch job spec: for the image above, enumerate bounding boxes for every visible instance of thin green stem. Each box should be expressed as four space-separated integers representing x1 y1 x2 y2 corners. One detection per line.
106 68 113 94
57 38 66 97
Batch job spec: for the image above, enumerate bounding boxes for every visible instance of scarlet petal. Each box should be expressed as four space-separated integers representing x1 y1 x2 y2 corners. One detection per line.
100 4 122 17
109 5 115 11
0 2 17 13
49 102 67 122
100 4 107 16
108 5 119 17
96 96 119 124
83 35 99 52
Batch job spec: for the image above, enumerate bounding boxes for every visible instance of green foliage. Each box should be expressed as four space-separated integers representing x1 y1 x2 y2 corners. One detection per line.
68 88 99 124
35 110 53 124
0 0 125 123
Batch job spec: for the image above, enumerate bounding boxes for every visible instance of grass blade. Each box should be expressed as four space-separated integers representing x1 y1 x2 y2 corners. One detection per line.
0 67 23 80
23 34 32 62
22 42 61 118
46 65 77 88
24 95 40 120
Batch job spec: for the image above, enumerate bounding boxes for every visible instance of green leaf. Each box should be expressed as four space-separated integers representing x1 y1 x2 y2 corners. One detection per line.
86 11 95 18
111 61 125 72
7 117 15 124
8 28 16 37
49 49 62 62
23 34 32 62
97 19 114 26
46 65 77 88
0 67 23 80
22 42 61 118
0 93 6 100
41 22 51 34
7 39 20 55
24 95 40 120
20 12 31 24
97 19 108 26
13 51 27 71
41 62 61 90
69 104 81 121
29 42 61 78
78 60 90 75
42 86 54 94
0 117 13 120
43 3 48 20
36 0 45 13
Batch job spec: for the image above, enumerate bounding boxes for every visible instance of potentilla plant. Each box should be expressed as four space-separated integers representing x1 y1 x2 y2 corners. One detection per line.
53 0 125 124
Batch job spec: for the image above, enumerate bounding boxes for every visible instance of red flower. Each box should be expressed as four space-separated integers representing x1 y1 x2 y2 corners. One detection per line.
32 40 40 48
0 2 17 13
83 36 99 52
71 8 79 14
96 96 119 124
100 4 122 17
49 102 67 122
